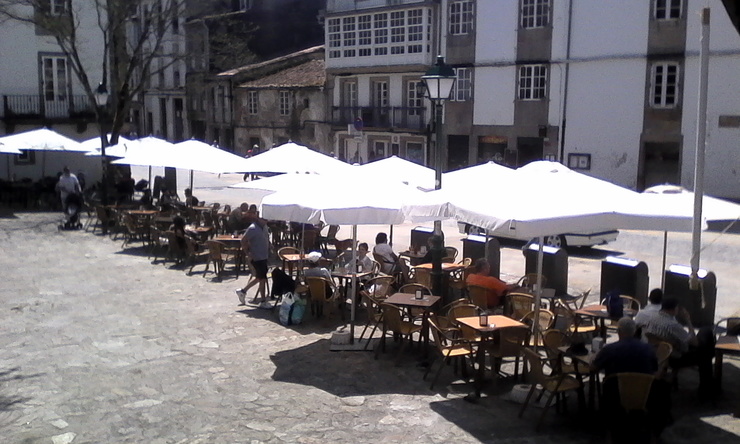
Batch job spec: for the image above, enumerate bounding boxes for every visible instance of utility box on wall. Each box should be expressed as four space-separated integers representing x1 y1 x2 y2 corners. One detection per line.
664 265 717 328
462 235 501 278
600 257 650 306
524 244 568 296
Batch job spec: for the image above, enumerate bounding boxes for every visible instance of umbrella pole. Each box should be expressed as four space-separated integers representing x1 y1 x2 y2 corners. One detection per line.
42 151 46 177
189 170 194 198
533 237 544 352
350 225 358 344
148 166 152 190
661 231 668 291
389 224 393 247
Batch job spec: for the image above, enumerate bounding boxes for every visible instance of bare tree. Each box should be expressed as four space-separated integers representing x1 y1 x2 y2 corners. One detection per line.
0 1 189 142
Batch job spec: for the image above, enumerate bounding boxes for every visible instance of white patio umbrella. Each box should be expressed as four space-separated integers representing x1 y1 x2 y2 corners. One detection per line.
404 161 698 346
237 142 351 174
641 184 740 288
0 142 22 154
0 127 87 176
228 172 321 205
358 155 435 189
0 128 86 152
172 139 255 174
261 175 427 344
80 135 131 156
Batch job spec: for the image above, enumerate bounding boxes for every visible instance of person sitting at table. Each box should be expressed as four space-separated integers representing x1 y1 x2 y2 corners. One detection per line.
183 188 199 207
593 317 669 442
303 251 334 298
170 215 191 254
356 242 374 274
641 297 716 395
634 288 663 334
373 232 398 274
465 258 517 309
592 317 658 377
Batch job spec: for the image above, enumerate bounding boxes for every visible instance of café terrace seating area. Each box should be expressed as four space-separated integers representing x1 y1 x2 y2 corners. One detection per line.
78 193 740 440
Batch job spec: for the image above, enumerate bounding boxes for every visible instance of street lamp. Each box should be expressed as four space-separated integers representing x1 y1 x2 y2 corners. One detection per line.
94 82 110 206
421 55 456 298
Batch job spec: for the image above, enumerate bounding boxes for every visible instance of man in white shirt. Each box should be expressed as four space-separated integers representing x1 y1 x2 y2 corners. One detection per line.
55 166 81 211
635 288 663 330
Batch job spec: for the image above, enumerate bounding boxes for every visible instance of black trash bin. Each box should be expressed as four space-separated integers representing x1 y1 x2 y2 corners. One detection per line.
600 256 649 306
524 243 569 296
663 265 717 328
462 235 501 278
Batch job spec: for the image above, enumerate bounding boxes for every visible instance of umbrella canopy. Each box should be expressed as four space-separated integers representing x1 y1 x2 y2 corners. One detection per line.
643 184 740 223
237 142 351 174
260 174 424 226
229 172 322 204
0 142 22 155
81 135 131 156
0 128 85 152
171 139 255 174
109 136 176 168
441 161 515 191
358 155 435 189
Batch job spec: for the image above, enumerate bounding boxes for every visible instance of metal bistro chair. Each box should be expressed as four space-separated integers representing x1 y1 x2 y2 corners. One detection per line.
425 316 476 389
375 302 422 366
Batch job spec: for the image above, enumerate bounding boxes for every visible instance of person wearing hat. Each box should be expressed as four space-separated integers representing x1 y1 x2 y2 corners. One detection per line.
303 251 334 298
303 251 332 280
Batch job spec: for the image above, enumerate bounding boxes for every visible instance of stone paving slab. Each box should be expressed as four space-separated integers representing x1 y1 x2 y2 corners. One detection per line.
0 212 738 443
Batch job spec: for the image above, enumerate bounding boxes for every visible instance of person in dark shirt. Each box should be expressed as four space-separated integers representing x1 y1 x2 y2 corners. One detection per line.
592 317 658 376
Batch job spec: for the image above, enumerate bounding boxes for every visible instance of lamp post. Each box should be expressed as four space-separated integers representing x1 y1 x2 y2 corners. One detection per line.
421 55 456 298
94 82 110 206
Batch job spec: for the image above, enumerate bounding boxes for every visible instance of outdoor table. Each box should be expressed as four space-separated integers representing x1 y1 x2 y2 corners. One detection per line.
384 292 441 352
126 209 158 217
414 262 466 272
192 206 212 212
558 345 597 409
399 250 426 266
331 270 374 305
281 253 305 278
185 225 213 241
455 315 526 397
575 305 637 338
714 335 740 390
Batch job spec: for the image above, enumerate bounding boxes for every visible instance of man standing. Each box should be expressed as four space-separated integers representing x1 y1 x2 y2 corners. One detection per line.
235 213 270 306
55 166 81 211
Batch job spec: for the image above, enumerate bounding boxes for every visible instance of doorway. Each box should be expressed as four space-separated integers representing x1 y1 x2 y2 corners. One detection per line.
516 137 544 167
640 142 680 190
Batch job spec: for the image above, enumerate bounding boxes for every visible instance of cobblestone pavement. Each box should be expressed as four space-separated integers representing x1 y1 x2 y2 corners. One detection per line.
1 211 739 443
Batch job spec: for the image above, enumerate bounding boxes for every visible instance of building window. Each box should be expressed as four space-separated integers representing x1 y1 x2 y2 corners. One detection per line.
521 0 550 29
41 55 68 102
373 81 389 108
651 62 679 108
390 11 405 55
518 64 548 100
247 91 258 115
239 0 253 11
452 67 472 101
279 91 291 116
449 1 474 35
50 0 67 15
328 9 429 59
328 18 341 58
407 9 423 53
14 150 36 165
655 0 681 20
407 80 423 116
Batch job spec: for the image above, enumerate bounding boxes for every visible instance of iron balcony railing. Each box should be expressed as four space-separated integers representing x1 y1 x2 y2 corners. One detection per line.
332 106 427 131
2 95 95 120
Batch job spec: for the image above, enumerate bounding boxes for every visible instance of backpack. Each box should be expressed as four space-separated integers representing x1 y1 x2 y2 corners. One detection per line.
605 290 624 319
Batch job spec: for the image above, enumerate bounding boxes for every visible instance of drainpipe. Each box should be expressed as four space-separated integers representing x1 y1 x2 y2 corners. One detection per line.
558 0 574 163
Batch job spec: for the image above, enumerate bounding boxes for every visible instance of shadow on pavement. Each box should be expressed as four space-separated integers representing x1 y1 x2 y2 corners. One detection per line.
270 338 431 397
0 367 39 426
